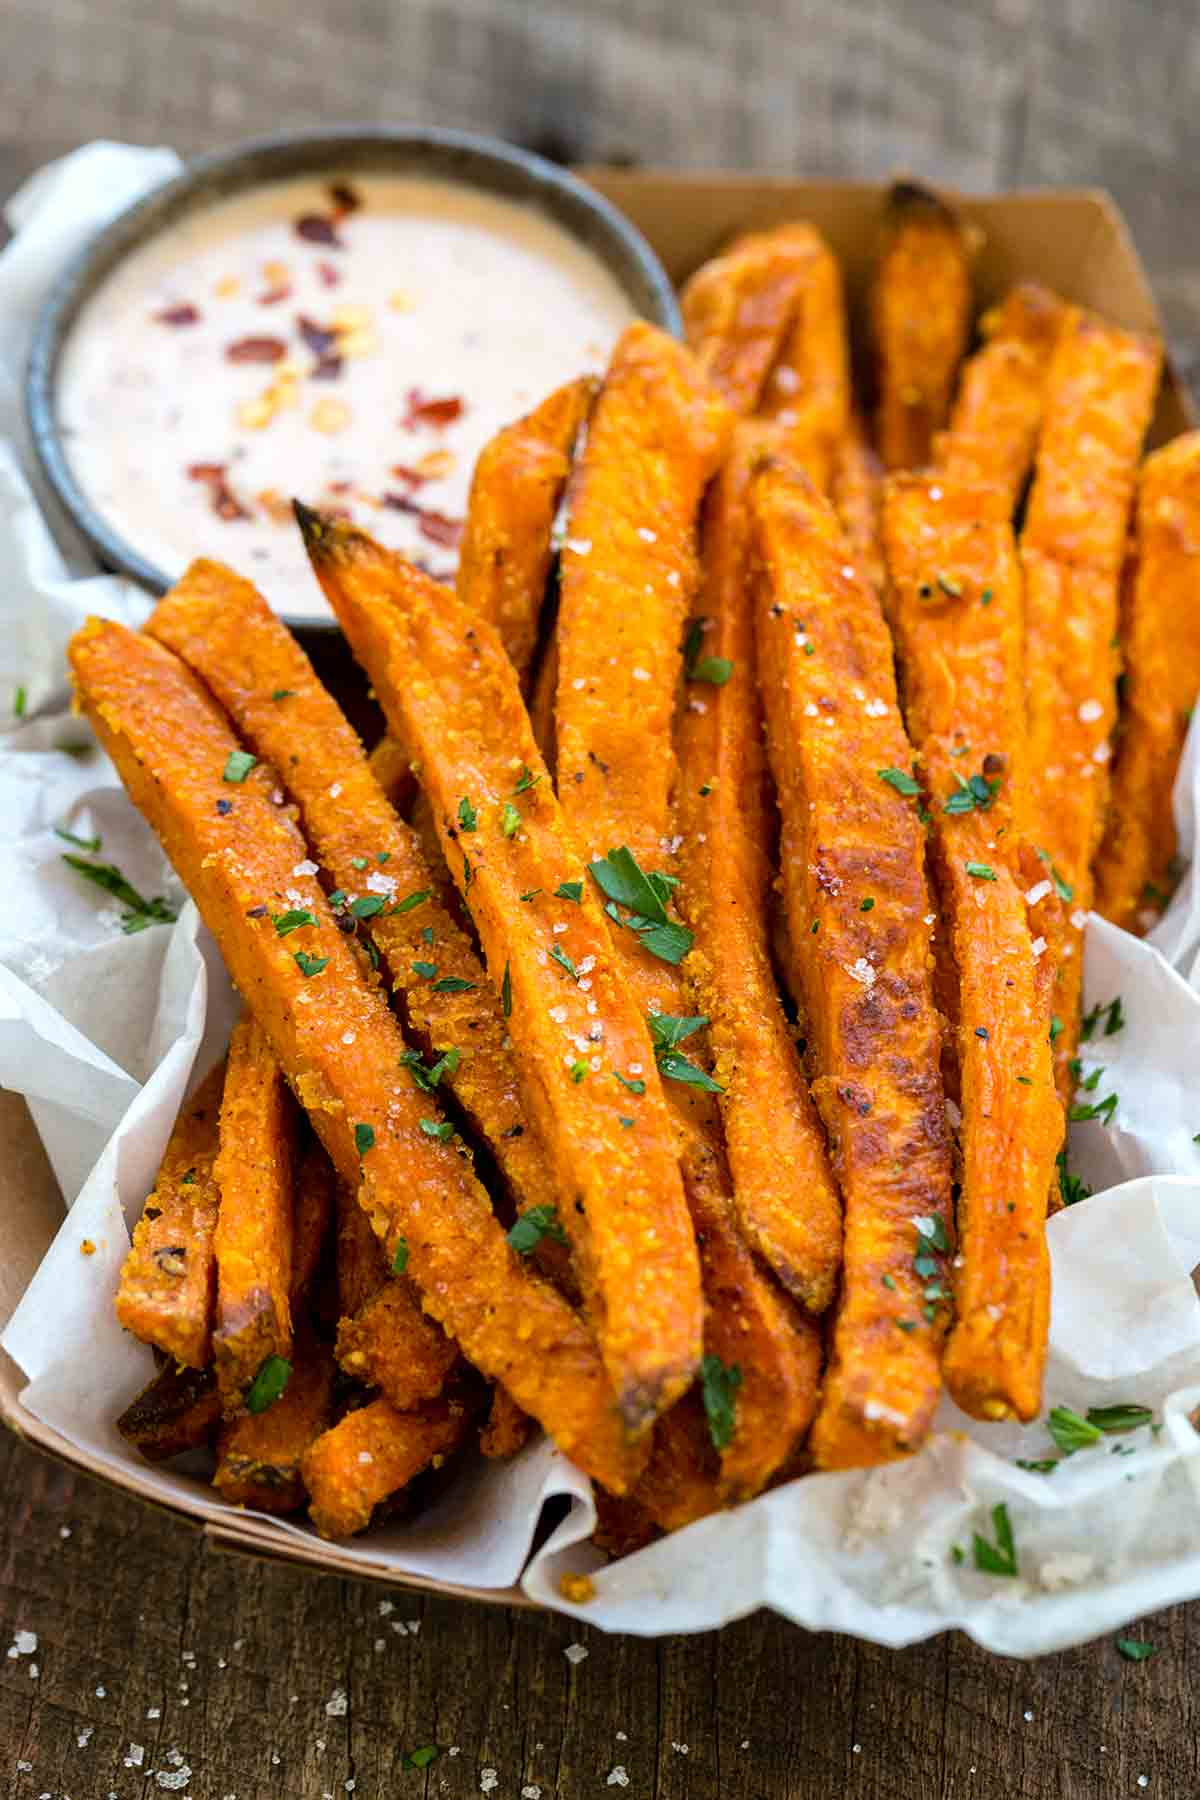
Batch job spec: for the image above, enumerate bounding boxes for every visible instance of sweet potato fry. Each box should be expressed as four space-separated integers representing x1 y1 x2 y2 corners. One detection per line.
299 514 700 1438
1095 433 1200 932
681 223 828 414
872 182 972 472
753 458 953 1467
212 1014 295 1411
832 412 886 598
934 283 1070 508
302 1393 473 1539
117 1362 219 1462
630 1395 724 1532
69 618 643 1493
148 560 558 1228
754 230 851 494
115 1060 224 1368
528 636 559 771
367 733 412 810
290 1139 334 1303
479 1384 533 1460
1022 310 1162 572
882 475 1063 1421
677 424 842 1313
457 376 594 681
213 1326 335 1512
335 1280 459 1412
335 1172 388 1318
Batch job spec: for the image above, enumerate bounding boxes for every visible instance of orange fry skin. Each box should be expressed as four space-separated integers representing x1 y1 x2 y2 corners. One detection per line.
677 424 842 1313
556 322 732 863
116 1362 219 1463
290 1139 334 1303
753 460 953 1468
299 519 701 1440
1095 433 1200 932
69 619 643 1494
934 283 1070 509
302 1394 473 1539
214 1328 335 1513
366 732 412 811
115 1060 224 1369
1022 311 1162 573
832 412 886 598
872 183 972 472
212 1014 296 1412
755 230 851 495
148 562 557 1228
335 1280 459 1412
334 1173 388 1318
681 224 827 414
457 376 594 681
882 475 1063 1423
479 1384 534 1460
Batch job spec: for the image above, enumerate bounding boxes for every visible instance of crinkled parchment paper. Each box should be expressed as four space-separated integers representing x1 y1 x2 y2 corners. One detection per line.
4 144 1200 1650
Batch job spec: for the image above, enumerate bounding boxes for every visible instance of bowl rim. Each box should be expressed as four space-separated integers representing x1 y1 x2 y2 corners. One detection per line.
25 124 682 630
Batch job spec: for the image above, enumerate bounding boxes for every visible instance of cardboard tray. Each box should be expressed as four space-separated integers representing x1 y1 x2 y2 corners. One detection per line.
0 170 1193 1600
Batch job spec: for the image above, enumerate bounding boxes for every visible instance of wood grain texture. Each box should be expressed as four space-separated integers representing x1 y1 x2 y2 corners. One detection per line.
1 2 1198 1793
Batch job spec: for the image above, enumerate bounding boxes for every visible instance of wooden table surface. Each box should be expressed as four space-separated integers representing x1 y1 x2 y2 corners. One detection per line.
2 4 1198 1796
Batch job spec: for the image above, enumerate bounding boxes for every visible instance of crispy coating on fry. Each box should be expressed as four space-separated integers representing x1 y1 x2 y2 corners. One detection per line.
290 1140 334 1302
832 412 886 597
367 733 412 810
212 1015 295 1411
591 1484 660 1558
457 377 594 680
479 1384 534 1460
872 183 972 472
148 561 557 1226
882 475 1063 1422
115 1060 224 1368
555 322 733 863
1023 311 1162 572
335 1280 459 1411
753 460 953 1468
681 224 828 414
754 231 851 494
1095 433 1200 932
677 424 842 1312
214 1327 335 1512
934 284 1070 508
298 517 700 1442
335 1173 388 1317
116 1362 219 1463
70 618 643 1493
302 1394 472 1538
631 1394 725 1532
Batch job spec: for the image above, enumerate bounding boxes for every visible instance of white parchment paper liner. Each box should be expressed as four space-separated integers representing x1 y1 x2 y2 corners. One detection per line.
4 143 1200 1648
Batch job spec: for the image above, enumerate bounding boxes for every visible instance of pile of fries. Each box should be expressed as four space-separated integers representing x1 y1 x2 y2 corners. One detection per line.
71 181 1200 1548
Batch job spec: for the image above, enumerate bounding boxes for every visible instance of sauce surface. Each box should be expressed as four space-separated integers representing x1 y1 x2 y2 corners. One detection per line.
58 173 635 619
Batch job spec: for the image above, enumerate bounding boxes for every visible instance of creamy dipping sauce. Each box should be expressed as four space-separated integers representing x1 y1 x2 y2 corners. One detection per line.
58 173 636 619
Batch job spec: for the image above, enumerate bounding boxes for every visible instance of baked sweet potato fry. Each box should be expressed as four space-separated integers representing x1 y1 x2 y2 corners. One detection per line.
212 1014 295 1411
148 560 558 1228
299 514 700 1439
934 283 1070 508
754 229 851 494
335 1171 388 1318
832 412 886 597
677 424 842 1313
116 1362 219 1462
115 1059 224 1368
290 1139 334 1303
213 1327 335 1512
69 618 643 1493
335 1280 459 1412
366 732 412 811
681 224 828 414
753 459 953 1467
457 376 594 681
1022 310 1162 573
1095 433 1200 932
479 1384 533 1460
882 475 1063 1421
872 182 972 472
302 1394 473 1539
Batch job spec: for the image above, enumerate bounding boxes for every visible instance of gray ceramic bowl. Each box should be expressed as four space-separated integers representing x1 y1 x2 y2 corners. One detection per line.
26 125 681 627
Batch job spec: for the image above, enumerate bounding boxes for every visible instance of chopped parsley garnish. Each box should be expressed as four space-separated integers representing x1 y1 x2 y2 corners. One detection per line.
700 1353 742 1451
520 889 542 902
972 1501 1018 1577
944 769 999 815
1015 1458 1059 1475
588 846 692 965
391 888 431 915
54 825 101 852
419 1118 456 1142
683 617 733 686
412 960 439 979
404 1746 441 1770
1068 1091 1118 1125
392 1239 409 1275
432 976 477 994
914 1213 951 1253
246 1354 292 1414
378 852 390 865
570 1058 588 1083
936 572 963 598
1056 1149 1092 1208
1082 996 1125 1041
500 802 522 838
273 907 317 936
980 588 993 606
508 1204 568 1253
270 688 295 701
400 1046 460 1092
881 1273 897 1290
462 851 473 889
501 960 512 1017
860 897 875 912
647 1014 723 1093
878 766 921 797
512 766 542 795
61 855 179 935
222 749 258 783
351 856 369 870
1035 847 1074 902
1047 1405 1102 1454
550 944 580 981
950 1545 965 1566
294 950 329 977
1049 1014 1064 1046
965 861 997 881
614 1071 646 1095
354 1122 375 1156
350 894 386 919
457 796 478 831
555 881 583 903
1088 1403 1153 1433
13 684 27 719
620 1117 635 1129
1116 1638 1156 1662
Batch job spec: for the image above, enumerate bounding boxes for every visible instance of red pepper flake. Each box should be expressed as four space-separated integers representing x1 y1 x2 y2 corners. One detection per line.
226 336 288 364
188 462 251 522
329 180 362 216
155 303 200 327
402 389 465 432
257 284 292 306
295 213 342 248
317 261 341 289
383 492 464 548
